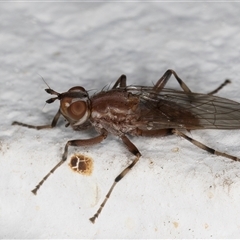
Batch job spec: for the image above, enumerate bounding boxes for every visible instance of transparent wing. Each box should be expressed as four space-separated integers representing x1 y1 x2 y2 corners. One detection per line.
127 86 240 130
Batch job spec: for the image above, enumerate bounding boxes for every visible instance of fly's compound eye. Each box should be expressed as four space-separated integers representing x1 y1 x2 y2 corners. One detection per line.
60 86 90 125
68 100 87 119
68 86 86 92
61 98 90 124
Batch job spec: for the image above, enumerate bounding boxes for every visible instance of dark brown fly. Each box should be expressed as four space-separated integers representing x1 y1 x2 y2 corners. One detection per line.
12 69 240 223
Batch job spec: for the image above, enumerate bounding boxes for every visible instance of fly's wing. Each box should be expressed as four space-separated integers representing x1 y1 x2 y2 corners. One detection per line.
127 86 240 130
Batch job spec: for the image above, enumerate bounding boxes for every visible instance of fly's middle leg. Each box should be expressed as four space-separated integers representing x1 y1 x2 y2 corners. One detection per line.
89 134 141 223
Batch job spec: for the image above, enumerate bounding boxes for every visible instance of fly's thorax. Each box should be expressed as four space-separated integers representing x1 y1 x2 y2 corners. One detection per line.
89 89 140 136
90 89 139 118
59 86 91 126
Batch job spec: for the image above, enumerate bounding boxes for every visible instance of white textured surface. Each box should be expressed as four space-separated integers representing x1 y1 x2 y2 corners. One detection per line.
1 2 240 238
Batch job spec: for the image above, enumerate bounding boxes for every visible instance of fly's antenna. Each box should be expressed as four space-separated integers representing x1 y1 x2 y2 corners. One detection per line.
45 89 61 104
37 73 51 89
37 73 61 104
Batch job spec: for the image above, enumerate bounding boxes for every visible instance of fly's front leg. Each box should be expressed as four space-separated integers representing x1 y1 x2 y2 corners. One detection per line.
89 134 141 223
172 129 240 162
12 109 61 130
32 129 108 194
112 74 127 89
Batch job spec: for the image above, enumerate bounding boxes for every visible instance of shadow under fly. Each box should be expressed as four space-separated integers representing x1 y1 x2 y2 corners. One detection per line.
12 69 240 223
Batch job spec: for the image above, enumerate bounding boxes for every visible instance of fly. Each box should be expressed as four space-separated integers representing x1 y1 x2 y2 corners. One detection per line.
12 69 240 223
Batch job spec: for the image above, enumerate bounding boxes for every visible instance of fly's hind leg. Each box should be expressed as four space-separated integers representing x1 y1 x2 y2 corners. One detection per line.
154 69 231 95
153 69 192 94
89 134 141 223
172 129 240 162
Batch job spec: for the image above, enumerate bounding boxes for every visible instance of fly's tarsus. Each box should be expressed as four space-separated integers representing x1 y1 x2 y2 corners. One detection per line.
12 69 240 223
207 79 231 95
31 160 65 195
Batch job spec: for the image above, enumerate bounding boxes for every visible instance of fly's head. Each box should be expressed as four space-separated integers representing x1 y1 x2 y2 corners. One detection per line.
45 86 91 127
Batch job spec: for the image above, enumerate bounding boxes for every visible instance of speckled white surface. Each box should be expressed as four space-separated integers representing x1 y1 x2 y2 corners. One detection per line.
1 2 240 238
